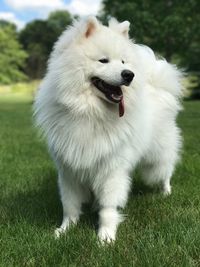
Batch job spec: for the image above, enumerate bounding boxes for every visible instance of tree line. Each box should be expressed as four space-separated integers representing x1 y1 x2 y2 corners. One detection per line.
0 10 73 83
0 1 199 91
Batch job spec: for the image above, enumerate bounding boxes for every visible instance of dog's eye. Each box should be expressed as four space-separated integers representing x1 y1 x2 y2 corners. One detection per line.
99 58 109 63
122 60 125 64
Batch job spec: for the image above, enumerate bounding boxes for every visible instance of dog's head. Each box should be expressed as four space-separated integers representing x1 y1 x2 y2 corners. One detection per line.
48 17 137 117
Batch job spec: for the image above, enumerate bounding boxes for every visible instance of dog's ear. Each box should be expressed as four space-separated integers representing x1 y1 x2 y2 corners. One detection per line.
109 18 130 38
118 21 130 38
84 16 99 38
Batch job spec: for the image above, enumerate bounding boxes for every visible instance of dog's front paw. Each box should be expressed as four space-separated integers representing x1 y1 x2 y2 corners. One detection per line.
98 227 116 244
54 227 66 238
54 216 79 239
162 184 172 196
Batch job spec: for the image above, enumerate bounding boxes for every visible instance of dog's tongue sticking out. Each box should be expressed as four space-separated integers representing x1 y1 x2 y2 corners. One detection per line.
119 97 124 117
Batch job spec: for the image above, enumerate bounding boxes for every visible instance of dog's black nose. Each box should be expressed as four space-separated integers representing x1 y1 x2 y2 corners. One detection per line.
121 70 134 84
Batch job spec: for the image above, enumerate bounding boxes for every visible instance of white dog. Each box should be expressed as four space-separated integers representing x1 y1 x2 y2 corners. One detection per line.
34 17 183 243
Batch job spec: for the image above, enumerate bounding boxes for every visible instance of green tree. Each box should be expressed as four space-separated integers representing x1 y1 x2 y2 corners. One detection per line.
101 0 200 67
0 20 27 84
19 20 56 79
19 10 73 79
48 10 72 37
0 20 16 31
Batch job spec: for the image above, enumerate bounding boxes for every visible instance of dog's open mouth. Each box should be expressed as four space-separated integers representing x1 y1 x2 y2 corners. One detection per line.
91 77 125 117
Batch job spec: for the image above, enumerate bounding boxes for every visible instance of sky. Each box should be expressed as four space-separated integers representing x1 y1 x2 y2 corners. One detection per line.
0 0 102 29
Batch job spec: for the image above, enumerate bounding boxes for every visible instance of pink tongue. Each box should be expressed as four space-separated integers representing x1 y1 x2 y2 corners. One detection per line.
119 97 124 117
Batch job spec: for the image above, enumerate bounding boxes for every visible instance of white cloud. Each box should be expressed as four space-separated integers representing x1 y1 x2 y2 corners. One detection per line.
0 12 25 29
3 0 102 29
5 0 102 15
5 0 65 10
67 0 102 16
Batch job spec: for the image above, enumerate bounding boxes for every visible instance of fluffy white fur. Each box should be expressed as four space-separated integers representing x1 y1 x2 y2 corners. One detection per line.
34 16 183 243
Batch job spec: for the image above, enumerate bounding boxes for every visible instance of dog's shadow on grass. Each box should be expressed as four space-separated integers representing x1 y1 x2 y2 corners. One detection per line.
131 179 159 196
3 171 158 230
3 172 61 227
3 172 98 230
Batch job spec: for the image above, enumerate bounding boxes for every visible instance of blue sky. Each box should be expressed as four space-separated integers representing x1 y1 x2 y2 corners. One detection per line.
0 0 101 29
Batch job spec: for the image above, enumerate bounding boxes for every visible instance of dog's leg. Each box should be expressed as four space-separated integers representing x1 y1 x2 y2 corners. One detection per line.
94 170 131 243
141 124 181 196
97 207 123 244
55 167 90 238
141 161 174 195
161 175 172 196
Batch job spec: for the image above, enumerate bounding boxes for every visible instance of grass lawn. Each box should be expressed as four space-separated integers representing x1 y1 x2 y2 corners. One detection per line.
0 95 200 267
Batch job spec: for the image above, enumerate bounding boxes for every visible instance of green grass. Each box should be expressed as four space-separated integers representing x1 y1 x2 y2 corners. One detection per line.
0 96 200 267
0 80 40 102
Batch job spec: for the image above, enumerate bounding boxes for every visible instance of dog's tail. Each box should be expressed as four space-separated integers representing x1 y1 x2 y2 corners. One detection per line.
136 45 184 98
151 58 184 98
